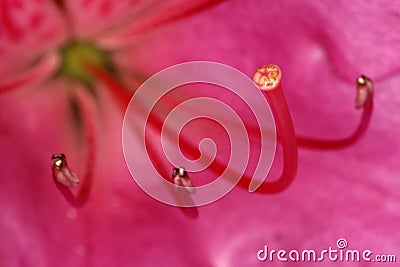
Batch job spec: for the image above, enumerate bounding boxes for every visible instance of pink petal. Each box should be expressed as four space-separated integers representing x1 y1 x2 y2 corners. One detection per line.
0 52 59 94
97 0 225 48
63 0 140 37
0 0 67 79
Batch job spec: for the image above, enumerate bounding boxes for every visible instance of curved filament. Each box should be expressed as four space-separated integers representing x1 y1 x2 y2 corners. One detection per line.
296 75 374 149
51 89 96 207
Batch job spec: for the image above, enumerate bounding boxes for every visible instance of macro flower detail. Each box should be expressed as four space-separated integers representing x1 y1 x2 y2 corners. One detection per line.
1 1 399 267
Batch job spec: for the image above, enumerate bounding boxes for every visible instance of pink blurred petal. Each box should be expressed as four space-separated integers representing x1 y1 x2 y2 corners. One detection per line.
63 0 139 37
0 0 67 79
97 0 225 48
0 52 59 94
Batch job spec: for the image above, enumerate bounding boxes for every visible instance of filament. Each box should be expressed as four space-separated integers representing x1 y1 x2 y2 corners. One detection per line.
52 89 96 207
296 75 374 149
84 62 132 110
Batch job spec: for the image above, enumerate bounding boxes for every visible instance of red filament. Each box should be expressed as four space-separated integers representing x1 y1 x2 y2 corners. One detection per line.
296 75 374 149
52 89 96 207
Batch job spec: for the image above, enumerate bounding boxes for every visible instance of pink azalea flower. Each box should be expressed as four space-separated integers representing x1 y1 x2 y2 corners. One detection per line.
1 0 399 266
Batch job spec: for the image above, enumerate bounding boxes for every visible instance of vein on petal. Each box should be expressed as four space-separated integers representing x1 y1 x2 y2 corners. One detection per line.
98 0 226 49
0 52 59 94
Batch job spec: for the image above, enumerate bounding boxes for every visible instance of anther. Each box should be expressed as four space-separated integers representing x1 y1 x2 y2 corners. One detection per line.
173 167 187 178
172 167 196 194
51 154 80 187
355 75 373 109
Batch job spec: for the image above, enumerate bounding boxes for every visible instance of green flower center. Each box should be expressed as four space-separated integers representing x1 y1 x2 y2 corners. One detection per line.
59 41 109 86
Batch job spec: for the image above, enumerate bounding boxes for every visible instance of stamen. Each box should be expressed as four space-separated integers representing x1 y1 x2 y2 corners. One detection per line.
296 75 374 149
143 124 199 217
51 89 96 207
51 154 79 187
172 167 196 194
0 53 58 94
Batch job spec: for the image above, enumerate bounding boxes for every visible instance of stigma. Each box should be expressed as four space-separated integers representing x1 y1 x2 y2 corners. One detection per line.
253 64 282 90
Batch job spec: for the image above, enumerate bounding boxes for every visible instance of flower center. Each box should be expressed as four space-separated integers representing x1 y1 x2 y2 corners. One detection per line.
59 40 110 86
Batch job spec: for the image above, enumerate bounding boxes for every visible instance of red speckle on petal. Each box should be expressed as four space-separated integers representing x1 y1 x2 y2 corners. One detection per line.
12 0 24 10
30 12 44 29
0 1 24 42
0 0 67 79
99 0 112 17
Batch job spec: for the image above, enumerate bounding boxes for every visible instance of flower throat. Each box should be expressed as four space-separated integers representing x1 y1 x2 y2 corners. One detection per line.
58 40 111 87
